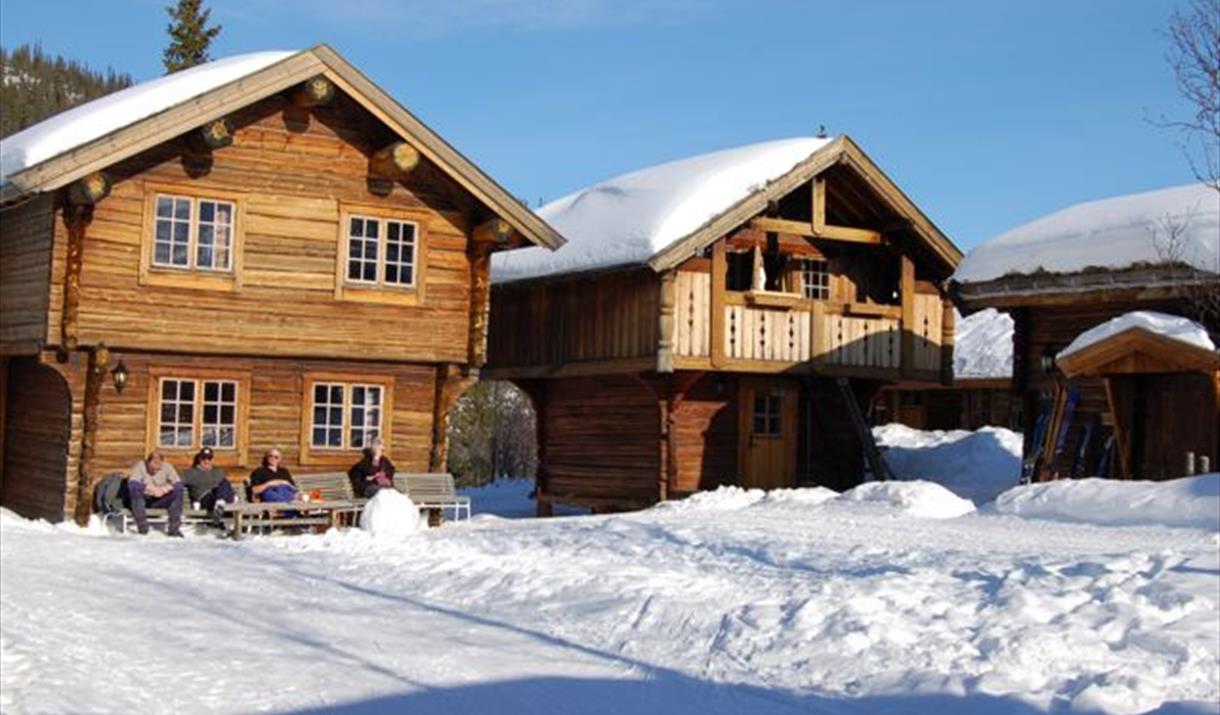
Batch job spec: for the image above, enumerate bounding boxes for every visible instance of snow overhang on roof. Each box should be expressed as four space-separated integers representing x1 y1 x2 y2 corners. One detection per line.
0 45 564 251
953 184 1220 288
1056 310 1219 378
954 308 1014 380
492 135 961 284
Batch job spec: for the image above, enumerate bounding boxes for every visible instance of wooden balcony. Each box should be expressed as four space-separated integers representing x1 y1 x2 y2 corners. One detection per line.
670 270 949 380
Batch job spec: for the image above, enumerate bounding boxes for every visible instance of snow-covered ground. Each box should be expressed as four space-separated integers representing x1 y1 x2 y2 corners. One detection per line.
875 423 1023 503
3 474 1218 715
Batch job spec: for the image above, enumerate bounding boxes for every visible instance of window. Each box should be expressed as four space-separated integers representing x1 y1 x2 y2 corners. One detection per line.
155 377 239 450
752 393 782 436
308 382 385 450
345 215 417 288
726 251 754 291
799 258 830 300
152 194 235 271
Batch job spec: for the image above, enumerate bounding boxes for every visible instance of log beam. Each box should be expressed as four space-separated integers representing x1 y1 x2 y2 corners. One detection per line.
198 117 234 149
292 75 336 107
900 254 916 376
66 172 111 206
710 240 727 369
747 217 881 245
369 141 421 179
429 364 473 473
658 271 676 373
472 217 513 244
60 204 91 351
466 240 494 369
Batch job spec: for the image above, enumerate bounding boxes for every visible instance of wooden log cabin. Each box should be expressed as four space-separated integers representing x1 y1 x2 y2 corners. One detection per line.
952 183 1219 481
486 137 963 513
0 46 563 523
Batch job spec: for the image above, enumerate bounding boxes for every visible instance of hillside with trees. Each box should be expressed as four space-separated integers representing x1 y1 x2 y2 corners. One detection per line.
0 44 132 139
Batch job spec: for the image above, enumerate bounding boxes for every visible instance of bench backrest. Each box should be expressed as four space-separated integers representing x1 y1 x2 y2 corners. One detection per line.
295 472 355 501
396 472 458 501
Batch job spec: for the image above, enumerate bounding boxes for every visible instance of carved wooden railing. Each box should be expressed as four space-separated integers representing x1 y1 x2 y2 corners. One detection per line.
820 307 901 368
724 304 812 361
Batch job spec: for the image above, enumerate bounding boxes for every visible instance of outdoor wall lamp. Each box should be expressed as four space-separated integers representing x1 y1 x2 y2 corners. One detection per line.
111 359 129 393
1039 348 1057 375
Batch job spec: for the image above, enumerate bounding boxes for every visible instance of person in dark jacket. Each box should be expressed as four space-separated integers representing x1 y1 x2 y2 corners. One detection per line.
348 437 396 498
249 448 297 503
182 447 237 511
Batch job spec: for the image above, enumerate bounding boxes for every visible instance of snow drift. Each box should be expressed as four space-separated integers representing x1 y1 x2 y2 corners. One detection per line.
954 307 1014 379
875 423 1023 504
839 480 976 518
994 473 1220 531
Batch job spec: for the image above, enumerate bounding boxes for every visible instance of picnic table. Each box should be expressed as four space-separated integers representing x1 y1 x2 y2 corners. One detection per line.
220 498 366 540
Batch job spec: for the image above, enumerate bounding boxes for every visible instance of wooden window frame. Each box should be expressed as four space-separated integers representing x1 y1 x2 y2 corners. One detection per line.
751 392 783 438
300 372 395 465
335 203 428 307
144 366 252 467
140 181 246 292
797 258 831 301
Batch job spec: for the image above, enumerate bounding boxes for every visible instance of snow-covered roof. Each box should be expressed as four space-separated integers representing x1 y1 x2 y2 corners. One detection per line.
954 184 1220 284
954 308 1013 379
491 137 834 283
0 51 297 181
1057 310 1215 361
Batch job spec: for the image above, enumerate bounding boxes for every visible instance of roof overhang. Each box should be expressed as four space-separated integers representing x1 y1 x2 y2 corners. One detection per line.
647 136 962 274
954 266 1216 311
0 44 564 251
1057 327 1220 378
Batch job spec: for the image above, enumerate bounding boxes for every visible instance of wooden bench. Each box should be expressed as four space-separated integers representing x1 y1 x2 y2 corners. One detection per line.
396 472 471 522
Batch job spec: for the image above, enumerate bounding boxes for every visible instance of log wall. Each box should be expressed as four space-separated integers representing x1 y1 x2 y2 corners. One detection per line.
0 194 55 355
49 93 479 363
489 269 659 371
670 373 737 495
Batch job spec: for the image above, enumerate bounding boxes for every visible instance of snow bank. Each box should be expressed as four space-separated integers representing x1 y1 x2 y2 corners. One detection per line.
994 474 1220 531
875 424 1023 504
840 480 976 518
1 51 296 180
359 489 422 537
954 308 1013 379
492 137 833 283
1058 310 1215 360
655 485 840 514
953 183 1220 282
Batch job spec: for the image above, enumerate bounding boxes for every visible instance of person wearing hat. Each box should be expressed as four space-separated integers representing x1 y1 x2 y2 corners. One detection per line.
182 447 238 513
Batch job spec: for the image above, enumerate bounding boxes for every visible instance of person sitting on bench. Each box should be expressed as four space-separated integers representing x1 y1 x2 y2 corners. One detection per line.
128 450 185 537
348 437 396 498
249 448 297 503
182 447 237 513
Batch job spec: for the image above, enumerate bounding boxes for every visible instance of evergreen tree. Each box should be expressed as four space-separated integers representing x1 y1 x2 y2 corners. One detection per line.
0 44 132 138
162 0 222 74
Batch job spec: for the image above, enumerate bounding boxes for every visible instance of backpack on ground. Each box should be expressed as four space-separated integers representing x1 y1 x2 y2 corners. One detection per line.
93 473 128 515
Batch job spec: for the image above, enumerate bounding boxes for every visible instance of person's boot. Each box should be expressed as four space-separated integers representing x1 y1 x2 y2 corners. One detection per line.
166 529 185 538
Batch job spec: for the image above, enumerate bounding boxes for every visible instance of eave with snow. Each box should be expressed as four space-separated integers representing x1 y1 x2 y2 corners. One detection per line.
486 136 964 512
0 46 561 523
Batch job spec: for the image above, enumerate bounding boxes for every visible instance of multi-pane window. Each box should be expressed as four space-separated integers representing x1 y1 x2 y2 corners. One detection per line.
157 378 238 449
346 216 417 287
153 194 235 271
310 382 384 449
752 393 782 436
799 258 830 300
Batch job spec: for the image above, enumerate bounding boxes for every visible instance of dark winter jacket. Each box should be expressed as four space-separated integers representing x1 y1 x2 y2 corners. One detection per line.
348 456 396 498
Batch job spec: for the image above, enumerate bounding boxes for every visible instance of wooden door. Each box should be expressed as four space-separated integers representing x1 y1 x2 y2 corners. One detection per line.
738 378 798 489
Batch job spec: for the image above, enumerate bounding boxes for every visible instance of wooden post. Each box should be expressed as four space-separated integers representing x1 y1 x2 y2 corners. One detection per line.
656 378 670 502
899 254 915 377
812 176 827 235
710 241 727 369
657 271 676 373
811 300 828 367
73 345 110 525
523 381 553 517
60 204 91 351
940 299 955 385
429 364 471 473
1104 377 1133 479
466 240 495 370
292 75 335 107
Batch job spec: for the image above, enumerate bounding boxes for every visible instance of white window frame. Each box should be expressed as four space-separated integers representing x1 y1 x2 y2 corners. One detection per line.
309 382 385 450
151 193 236 273
344 214 419 289
156 377 239 450
799 258 831 300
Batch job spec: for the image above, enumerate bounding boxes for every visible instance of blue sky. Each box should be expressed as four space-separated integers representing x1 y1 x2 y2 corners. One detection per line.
0 0 1200 250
